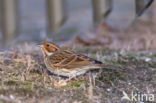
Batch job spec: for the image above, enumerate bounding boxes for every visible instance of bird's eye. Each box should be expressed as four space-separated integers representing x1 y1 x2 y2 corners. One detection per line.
46 44 50 47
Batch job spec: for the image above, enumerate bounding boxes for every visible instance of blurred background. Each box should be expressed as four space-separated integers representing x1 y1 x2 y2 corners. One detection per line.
0 1 156 102
0 0 156 51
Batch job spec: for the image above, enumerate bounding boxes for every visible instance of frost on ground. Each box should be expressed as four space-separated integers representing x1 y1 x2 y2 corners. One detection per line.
0 47 155 103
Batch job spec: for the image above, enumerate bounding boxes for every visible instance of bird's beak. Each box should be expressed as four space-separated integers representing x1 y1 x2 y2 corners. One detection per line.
38 44 43 48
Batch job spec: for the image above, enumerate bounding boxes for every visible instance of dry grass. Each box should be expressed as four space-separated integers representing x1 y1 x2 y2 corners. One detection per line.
0 45 155 103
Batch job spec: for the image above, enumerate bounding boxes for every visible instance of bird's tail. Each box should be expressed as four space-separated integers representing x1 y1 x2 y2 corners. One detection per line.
99 64 123 72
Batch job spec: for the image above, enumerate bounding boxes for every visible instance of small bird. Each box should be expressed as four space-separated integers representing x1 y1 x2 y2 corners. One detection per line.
39 41 107 77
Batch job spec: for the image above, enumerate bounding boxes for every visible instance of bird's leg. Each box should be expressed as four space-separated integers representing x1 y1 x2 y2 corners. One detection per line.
89 72 93 86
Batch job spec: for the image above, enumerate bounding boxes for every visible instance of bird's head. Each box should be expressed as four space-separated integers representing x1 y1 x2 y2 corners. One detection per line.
39 41 60 56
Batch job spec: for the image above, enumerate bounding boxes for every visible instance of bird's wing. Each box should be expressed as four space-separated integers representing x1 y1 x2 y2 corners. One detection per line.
49 50 102 69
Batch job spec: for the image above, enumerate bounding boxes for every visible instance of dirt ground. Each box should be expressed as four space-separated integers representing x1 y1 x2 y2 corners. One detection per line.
0 44 155 103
